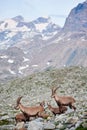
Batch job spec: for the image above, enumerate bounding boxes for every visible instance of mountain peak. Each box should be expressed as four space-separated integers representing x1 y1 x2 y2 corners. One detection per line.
33 16 51 24
63 1 87 31
74 1 87 14
12 15 24 22
0 15 60 49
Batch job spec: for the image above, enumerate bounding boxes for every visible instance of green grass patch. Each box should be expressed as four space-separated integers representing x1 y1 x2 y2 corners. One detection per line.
0 119 10 126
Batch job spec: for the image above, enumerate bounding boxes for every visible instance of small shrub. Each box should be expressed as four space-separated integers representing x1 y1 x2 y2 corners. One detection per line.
0 119 10 126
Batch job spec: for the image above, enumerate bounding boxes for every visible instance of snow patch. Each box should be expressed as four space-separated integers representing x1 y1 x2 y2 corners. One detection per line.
0 55 8 59
35 23 48 32
19 65 29 70
24 51 28 54
6 31 16 38
42 35 51 40
18 65 29 74
8 59 14 63
0 18 30 32
23 57 29 62
18 70 23 74
0 19 17 30
46 62 50 66
42 31 57 40
81 38 85 41
57 37 62 41
64 64 66 67
67 38 71 41
9 69 16 75
32 65 38 67
0 39 10 49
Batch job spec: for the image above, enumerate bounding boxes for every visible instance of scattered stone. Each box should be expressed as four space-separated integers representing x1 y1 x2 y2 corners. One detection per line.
66 117 79 125
27 120 44 130
15 122 25 129
75 120 82 129
56 123 64 129
0 124 15 130
82 122 87 128
84 111 87 116
0 115 10 120
43 122 55 129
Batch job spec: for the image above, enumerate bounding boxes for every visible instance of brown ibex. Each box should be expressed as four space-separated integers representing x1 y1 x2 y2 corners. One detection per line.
14 128 27 130
14 96 45 117
47 103 67 116
38 111 49 119
14 127 27 130
15 113 30 124
51 87 76 110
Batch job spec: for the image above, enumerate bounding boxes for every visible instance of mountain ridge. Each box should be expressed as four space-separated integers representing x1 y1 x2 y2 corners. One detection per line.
0 16 61 50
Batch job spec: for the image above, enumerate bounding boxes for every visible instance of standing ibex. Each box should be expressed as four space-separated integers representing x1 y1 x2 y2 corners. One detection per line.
14 96 45 117
47 103 67 116
51 87 76 110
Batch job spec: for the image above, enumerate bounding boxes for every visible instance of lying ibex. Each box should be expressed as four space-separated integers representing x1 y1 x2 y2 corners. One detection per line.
47 103 67 116
14 127 27 130
14 96 45 117
38 111 49 119
15 113 29 123
51 87 76 110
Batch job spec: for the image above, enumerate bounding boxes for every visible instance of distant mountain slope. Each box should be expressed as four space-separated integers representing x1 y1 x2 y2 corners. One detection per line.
0 16 61 50
0 1 87 83
30 1 87 69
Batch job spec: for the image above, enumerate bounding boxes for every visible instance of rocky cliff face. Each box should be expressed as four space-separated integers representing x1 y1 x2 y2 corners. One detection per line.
63 1 87 32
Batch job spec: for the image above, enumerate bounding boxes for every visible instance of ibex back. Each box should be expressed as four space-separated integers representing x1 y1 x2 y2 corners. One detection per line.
14 96 45 117
51 87 76 110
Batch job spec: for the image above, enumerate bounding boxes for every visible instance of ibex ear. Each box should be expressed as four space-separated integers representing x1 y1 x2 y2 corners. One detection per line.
41 100 45 105
43 100 45 104
39 100 45 106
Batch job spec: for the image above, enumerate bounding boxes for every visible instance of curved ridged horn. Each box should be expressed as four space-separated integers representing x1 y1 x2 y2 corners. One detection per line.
14 96 23 109
17 96 23 105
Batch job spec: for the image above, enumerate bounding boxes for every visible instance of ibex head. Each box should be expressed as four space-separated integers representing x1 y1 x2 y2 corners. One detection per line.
51 86 59 98
39 101 45 107
14 96 23 110
47 102 51 108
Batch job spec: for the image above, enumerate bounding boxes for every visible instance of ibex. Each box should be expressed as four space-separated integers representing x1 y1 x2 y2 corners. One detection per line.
38 111 49 119
47 103 67 116
51 87 76 110
15 113 29 124
14 127 27 130
14 96 45 117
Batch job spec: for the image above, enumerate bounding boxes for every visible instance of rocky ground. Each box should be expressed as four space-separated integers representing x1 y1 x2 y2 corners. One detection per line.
0 66 87 130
